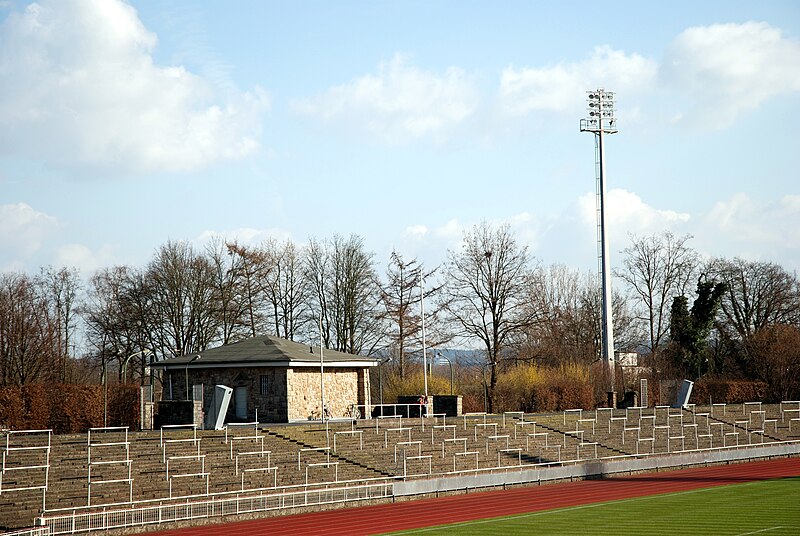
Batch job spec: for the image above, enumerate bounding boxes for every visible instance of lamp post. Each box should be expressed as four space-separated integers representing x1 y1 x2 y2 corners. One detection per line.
121 349 151 384
185 354 201 401
420 277 429 399
580 88 618 398
319 319 330 448
148 353 156 402
436 352 453 395
102 348 107 427
378 356 392 406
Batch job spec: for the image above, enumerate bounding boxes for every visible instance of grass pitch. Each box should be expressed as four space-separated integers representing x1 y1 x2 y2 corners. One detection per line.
384 477 800 535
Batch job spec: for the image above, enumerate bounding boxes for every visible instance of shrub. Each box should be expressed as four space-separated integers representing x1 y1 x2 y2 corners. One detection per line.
0 386 24 429
534 365 593 412
692 379 767 405
22 384 50 429
0 383 139 433
108 385 140 429
494 363 593 413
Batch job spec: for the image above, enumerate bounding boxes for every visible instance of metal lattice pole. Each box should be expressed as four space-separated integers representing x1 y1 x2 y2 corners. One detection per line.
580 89 618 398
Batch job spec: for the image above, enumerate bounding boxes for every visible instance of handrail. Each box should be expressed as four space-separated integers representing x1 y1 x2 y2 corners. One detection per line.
29 403 800 533
1 429 51 510
40 481 394 535
43 474 403 516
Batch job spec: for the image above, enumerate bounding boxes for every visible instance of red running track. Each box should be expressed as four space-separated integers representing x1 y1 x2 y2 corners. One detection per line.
154 458 800 535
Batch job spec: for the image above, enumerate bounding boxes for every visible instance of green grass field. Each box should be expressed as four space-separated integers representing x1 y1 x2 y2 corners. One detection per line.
384 478 800 535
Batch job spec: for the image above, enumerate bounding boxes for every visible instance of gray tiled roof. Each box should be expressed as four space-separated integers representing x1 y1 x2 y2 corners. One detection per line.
151 335 379 369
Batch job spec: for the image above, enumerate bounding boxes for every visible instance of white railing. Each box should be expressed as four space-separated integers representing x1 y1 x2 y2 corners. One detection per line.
86 427 131 506
28 402 800 533
39 481 393 535
1 429 52 510
395 439 800 497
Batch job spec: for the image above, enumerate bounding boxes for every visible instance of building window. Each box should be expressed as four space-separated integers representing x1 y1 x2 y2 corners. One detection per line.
260 375 269 396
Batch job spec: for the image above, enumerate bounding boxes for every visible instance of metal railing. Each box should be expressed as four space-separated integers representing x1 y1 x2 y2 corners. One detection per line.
39 481 393 535
1 429 52 510
29 402 800 533
395 438 800 497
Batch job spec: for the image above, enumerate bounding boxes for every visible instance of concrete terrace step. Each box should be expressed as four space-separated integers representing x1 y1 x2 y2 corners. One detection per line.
1 403 796 530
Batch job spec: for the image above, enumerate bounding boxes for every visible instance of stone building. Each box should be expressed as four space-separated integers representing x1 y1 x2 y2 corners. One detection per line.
151 335 378 424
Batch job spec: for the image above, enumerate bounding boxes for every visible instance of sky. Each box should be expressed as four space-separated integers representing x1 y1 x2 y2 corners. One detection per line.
1 0 799 280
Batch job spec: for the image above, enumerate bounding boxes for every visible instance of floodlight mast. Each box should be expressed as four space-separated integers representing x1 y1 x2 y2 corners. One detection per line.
580 89 617 396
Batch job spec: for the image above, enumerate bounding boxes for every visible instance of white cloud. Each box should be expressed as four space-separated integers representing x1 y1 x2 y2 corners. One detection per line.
0 0 269 173
0 202 59 258
497 22 800 130
291 54 478 143
194 227 294 249
499 45 657 116
403 224 428 238
704 193 800 250
398 192 800 274
662 22 800 128
433 219 463 242
578 188 691 235
401 213 543 264
561 190 800 271
55 243 118 273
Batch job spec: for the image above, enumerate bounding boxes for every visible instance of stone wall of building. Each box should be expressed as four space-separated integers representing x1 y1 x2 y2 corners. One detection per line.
287 368 360 421
184 367 289 423
175 365 372 424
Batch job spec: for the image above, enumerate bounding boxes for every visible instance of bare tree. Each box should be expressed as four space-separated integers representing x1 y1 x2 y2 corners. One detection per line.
305 237 333 348
616 232 698 358
522 265 596 366
440 222 537 412
221 241 272 339
147 241 222 356
380 250 444 378
38 266 81 382
82 266 151 383
263 239 308 341
304 234 383 355
743 324 800 402
0 272 57 385
525 264 641 370
205 238 263 344
710 257 800 340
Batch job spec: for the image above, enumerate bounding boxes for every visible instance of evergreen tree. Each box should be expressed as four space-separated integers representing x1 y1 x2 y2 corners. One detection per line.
669 277 728 379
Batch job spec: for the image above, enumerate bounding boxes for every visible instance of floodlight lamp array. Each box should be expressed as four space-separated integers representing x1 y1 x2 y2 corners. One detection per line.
581 89 617 132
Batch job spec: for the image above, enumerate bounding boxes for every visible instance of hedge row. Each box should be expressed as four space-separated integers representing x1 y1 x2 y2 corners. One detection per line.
0 384 140 433
691 379 768 405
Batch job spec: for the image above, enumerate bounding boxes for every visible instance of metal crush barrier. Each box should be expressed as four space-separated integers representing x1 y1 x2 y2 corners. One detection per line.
38 481 393 535
1 528 50 536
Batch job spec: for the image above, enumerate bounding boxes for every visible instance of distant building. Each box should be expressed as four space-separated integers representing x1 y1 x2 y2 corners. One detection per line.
151 335 379 424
